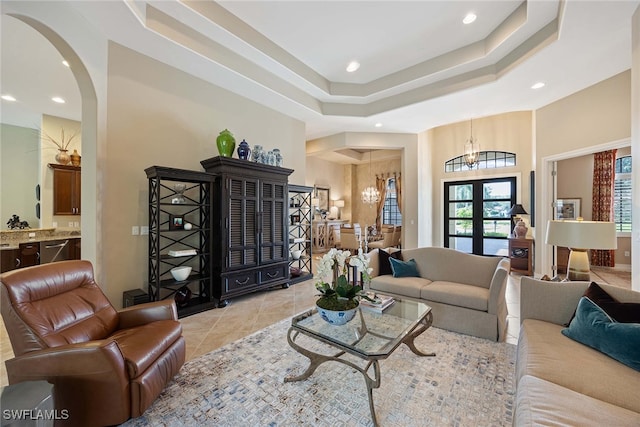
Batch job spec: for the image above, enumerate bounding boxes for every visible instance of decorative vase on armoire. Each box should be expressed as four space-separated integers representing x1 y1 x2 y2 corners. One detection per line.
237 139 251 160
216 129 236 157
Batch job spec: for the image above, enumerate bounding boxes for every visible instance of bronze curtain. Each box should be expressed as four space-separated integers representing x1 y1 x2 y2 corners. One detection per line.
395 173 402 214
375 176 387 230
591 149 617 267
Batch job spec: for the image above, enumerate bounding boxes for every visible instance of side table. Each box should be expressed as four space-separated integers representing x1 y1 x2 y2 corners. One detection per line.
508 237 534 276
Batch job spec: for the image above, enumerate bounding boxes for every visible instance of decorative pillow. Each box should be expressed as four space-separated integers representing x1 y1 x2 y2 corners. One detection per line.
378 249 403 276
389 258 420 278
562 297 640 372
567 282 640 325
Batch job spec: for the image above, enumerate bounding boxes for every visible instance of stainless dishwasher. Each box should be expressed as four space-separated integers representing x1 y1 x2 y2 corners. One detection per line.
40 239 71 264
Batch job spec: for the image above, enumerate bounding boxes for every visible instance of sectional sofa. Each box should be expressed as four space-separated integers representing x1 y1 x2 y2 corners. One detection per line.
366 247 510 341
516 277 640 425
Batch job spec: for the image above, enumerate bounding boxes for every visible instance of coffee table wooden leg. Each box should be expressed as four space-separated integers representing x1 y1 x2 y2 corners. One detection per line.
403 312 436 357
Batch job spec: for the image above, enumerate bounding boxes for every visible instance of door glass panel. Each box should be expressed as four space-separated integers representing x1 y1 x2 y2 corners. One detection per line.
449 219 473 236
483 220 511 238
483 201 511 218
448 202 472 217
483 182 511 199
448 237 472 253
483 238 508 256
449 184 472 200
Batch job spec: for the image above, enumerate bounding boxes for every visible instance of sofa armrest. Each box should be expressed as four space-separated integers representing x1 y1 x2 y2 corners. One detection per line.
520 277 591 326
6 340 128 384
118 299 178 329
487 258 510 314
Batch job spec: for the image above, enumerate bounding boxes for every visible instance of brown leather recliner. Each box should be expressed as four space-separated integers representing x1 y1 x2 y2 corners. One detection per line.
0 260 186 426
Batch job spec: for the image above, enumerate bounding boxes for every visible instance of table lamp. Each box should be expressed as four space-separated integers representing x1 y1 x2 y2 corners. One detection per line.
507 204 528 238
333 200 345 219
545 219 617 281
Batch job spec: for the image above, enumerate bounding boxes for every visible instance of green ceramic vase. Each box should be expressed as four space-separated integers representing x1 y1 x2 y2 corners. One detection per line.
216 129 236 157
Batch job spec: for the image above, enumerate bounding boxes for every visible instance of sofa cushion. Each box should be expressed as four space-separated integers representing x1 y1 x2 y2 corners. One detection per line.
378 249 403 276
420 281 489 311
515 375 640 426
562 297 640 371
517 318 640 413
369 276 429 299
390 258 420 278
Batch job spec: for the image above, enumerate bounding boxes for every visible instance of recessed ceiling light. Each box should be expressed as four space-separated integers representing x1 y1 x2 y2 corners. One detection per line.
62 60 70 67
531 82 545 89
1 94 16 101
463 13 477 24
51 97 66 104
346 61 360 73
374 123 382 128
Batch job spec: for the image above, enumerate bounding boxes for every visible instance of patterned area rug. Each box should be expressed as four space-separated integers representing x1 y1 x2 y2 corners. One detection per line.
123 317 516 427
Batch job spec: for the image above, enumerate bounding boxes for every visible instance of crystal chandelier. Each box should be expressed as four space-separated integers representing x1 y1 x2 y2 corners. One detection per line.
464 119 480 169
361 151 380 205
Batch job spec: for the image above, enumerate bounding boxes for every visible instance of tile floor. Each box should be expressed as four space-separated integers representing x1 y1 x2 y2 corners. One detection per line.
0 273 522 387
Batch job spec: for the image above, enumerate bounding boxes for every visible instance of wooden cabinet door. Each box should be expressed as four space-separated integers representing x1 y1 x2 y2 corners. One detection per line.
51 166 81 215
1 249 21 273
226 176 259 270
19 242 40 267
260 180 288 264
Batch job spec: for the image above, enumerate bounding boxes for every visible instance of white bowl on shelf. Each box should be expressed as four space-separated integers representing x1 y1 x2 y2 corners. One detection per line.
291 250 302 260
170 266 192 281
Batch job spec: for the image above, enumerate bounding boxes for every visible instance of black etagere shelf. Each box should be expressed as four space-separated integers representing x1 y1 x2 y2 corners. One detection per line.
288 184 314 284
145 166 217 317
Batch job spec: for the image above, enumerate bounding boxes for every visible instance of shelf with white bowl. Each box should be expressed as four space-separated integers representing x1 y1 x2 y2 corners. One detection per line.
145 166 217 318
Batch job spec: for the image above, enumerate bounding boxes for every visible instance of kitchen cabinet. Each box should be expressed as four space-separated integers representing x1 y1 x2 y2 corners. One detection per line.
1 248 21 273
49 164 81 215
201 156 293 306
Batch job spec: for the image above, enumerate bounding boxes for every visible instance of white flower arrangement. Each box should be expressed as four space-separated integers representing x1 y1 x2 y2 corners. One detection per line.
315 248 374 311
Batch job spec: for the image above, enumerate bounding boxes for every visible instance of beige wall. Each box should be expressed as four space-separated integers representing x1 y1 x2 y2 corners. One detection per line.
536 71 632 276
305 156 346 219
424 111 534 247
103 42 305 306
556 147 632 265
351 158 401 227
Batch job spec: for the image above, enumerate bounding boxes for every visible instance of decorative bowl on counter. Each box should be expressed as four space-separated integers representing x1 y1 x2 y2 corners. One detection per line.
170 266 192 282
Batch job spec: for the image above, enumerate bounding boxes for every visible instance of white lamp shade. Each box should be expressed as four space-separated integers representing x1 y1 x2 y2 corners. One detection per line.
545 220 617 250
334 200 345 208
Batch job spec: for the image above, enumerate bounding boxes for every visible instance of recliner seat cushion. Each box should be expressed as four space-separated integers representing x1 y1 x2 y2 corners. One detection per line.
111 319 183 378
420 281 489 311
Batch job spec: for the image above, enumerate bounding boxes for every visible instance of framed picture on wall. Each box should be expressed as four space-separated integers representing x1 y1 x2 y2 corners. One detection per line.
554 198 581 220
315 186 330 211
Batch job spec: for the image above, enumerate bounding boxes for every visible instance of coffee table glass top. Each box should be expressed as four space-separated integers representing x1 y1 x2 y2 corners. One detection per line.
291 299 431 358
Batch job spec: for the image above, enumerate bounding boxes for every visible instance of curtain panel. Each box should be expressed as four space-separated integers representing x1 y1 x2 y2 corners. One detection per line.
591 149 617 267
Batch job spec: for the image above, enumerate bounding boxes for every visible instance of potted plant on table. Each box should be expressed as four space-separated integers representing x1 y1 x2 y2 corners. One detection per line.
315 248 374 325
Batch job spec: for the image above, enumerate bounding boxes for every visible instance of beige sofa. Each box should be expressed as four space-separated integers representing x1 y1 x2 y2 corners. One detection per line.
516 277 640 425
366 247 509 341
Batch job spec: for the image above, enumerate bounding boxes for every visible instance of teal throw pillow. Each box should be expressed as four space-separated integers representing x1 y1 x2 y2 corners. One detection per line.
389 257 420 278
562 297 640 372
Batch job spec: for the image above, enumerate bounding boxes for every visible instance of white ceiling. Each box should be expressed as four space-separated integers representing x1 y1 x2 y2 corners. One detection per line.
1 1 639 146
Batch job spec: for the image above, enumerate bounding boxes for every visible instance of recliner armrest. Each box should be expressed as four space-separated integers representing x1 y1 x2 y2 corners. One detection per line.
118 299 178 329
6 340 128 384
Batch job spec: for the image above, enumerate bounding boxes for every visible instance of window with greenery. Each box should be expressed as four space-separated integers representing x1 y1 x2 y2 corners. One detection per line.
445 151 516 172
382 178 402 226
614 155 632 232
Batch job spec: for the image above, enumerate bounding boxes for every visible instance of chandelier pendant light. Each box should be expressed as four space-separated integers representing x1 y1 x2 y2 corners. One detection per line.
464 119 480 169
361 150 380 205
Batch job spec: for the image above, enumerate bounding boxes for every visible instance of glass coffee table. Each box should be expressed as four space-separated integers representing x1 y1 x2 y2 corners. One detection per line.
284 299 434 426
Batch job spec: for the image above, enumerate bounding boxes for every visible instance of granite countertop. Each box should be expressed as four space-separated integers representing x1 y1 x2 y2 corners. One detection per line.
0 229 81 250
